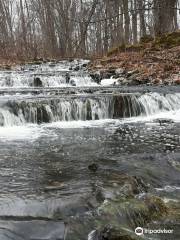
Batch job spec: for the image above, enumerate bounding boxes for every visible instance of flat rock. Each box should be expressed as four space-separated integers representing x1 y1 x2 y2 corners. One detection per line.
0 220 65 240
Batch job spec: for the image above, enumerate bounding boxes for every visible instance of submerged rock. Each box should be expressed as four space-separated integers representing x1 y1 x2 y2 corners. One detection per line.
88 163 99 172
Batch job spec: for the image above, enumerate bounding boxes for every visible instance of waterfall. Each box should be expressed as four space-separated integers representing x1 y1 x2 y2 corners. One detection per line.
138 93 180 115
0 93 180 127
0 97 114 126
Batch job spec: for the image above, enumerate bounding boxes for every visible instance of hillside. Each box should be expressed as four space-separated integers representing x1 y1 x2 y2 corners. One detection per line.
89 32 180 86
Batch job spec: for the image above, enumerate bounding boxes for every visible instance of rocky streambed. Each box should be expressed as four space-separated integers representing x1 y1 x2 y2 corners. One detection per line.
0 60 179 240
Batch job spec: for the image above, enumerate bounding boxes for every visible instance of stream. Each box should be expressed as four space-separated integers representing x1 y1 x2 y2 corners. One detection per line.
0 60 180 240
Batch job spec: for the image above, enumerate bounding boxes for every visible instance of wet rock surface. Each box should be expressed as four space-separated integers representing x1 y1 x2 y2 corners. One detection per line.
0 220 65 240
34 77 43 87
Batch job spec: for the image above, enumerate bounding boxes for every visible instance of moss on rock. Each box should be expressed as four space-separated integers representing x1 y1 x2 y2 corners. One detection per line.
153 31 180 49
97 195 168 230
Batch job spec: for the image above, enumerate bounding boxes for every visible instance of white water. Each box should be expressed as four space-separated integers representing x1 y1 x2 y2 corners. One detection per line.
0 97 114 126
0 93 180 127
0 60 97 88
138 93 180 115
0 72 97 88
0 125 41 141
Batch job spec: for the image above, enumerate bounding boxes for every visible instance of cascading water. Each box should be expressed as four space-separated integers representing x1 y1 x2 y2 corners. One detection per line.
138 93 180 115
0 93 180 126
0 60 96 88
0 96 118 126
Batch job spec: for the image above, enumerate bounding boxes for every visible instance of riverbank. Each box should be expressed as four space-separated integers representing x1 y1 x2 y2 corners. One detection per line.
89 31 180 86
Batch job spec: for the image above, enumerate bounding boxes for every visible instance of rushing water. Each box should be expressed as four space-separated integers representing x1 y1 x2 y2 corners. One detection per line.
0 60 180 240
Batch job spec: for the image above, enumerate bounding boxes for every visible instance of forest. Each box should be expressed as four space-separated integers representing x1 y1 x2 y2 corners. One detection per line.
0 0 179 59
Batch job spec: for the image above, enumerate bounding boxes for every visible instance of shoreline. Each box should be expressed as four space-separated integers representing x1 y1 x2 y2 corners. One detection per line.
88 46 180 86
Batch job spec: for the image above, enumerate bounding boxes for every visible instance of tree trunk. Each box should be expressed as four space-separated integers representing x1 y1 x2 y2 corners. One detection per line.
154 0 178 36
123 0 130 44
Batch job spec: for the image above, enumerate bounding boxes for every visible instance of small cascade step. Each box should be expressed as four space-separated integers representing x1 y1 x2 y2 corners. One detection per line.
0 92 180 127
0 95 142 126
0 94 142 126
0 60 95 88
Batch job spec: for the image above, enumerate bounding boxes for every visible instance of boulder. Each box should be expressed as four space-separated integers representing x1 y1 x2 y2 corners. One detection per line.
126 69 139 78
34 77 43 87
117 77 127 85
73 66 80 71
90 72 102 84
4 65 11 70
127 77 141 86
70 79 76 86
36 105 51 123
49 63 56 67
154 118 174 126
174 79 180 85
100 70 113 79
82 63 88 68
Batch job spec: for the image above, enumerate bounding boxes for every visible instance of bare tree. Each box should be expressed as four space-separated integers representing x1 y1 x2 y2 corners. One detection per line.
0 0 179 59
